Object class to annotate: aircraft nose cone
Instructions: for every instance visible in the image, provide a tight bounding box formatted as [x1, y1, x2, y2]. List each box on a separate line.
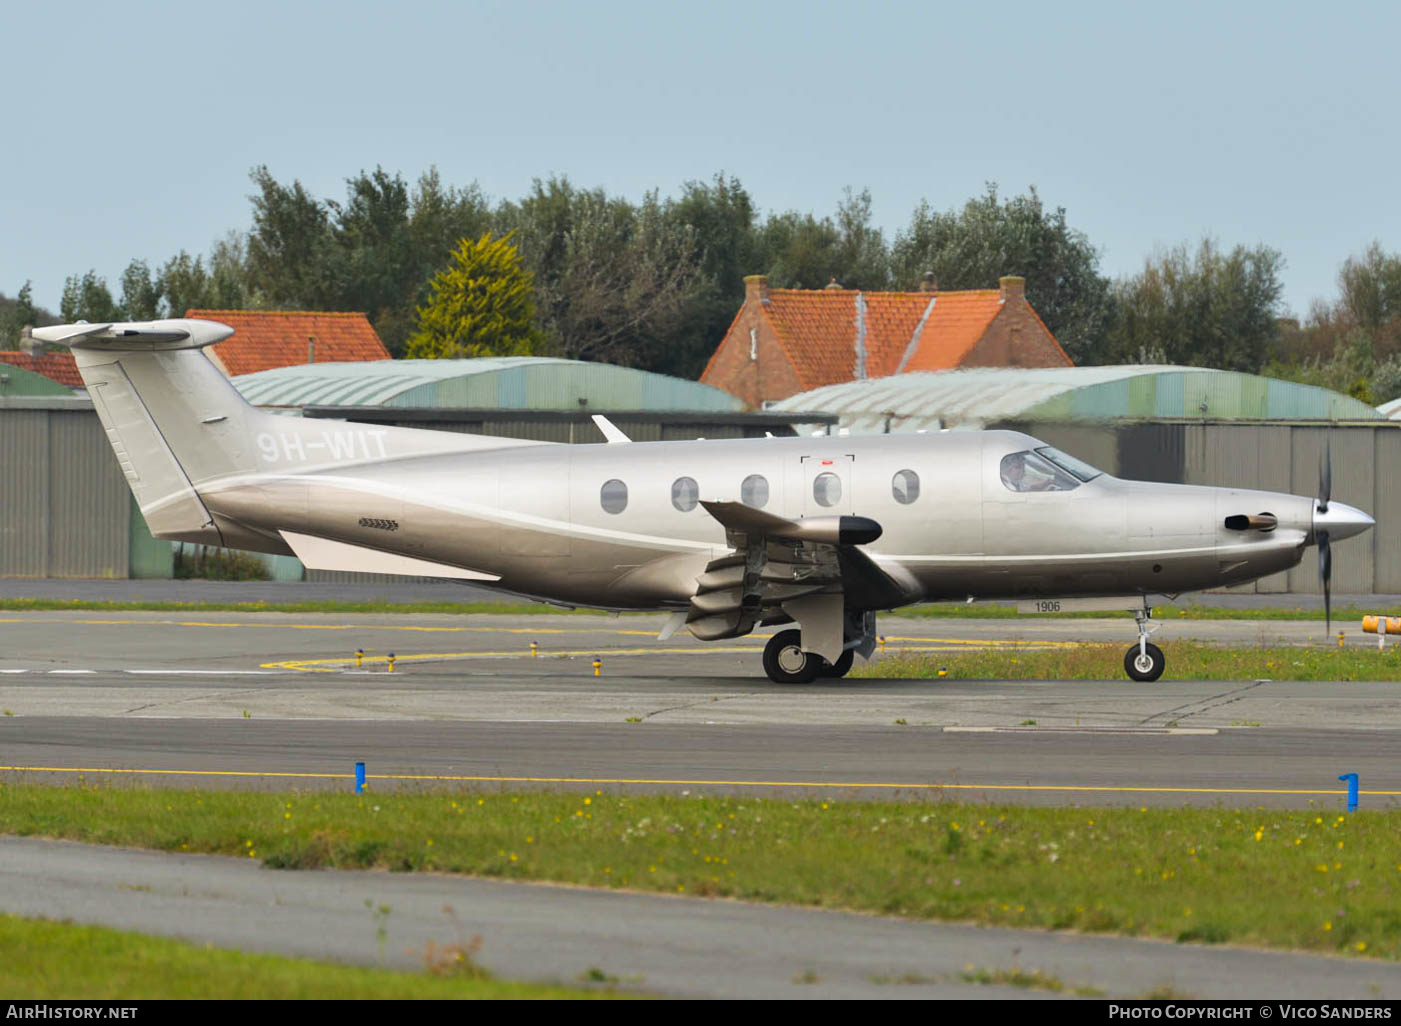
[1315, 501, 1375, 542]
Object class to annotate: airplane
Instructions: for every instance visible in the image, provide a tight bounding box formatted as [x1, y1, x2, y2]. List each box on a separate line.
[32, 318, 1376, 684]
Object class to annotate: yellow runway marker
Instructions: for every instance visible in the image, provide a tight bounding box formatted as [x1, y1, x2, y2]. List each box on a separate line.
[0, 764, 1392, 798]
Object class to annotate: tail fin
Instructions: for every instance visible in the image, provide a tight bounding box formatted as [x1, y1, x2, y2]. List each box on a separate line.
[32, 318, 259, 544]
[33, 318, 547, 547]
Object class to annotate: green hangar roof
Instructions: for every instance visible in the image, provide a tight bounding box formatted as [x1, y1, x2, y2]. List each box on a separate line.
[231, 357, 747, 412]
[771, 366, 1384, 432]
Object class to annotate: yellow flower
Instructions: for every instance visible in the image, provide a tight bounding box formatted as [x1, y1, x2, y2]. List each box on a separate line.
[1357, 942, 1367, 952]
[1323, 922, 1332, 931]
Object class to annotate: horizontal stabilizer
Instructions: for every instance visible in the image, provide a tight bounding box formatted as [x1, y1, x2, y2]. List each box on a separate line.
[32, 318, 233, 351]
[280, 531, 500, 581]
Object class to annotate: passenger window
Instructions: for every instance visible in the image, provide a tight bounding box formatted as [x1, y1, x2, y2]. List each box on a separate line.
[892, 469, 919, 504]
[1000, 451, 1079, 493]
[812, 472, 842, 507]
[600, 479, 628, 514]
[740, 474, 769, 509]
[672, 476, 699, 512]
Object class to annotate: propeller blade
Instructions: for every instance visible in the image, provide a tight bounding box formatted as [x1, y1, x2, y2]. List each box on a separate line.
[1318, 530, 1332, 634]
[1319, 442, 1332, 514]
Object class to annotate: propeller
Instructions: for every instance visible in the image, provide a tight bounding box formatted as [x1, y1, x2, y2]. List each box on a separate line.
[1317, 443, 1332, 634]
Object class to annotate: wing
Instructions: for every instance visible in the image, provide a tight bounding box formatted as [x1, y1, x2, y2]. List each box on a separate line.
[686, 500, 914, 661]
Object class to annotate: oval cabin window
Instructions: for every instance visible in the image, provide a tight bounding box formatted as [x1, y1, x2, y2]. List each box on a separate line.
[740, 474, 769, 509]
[672, 476, 699, 512]
[600, 479, 628, 514]
[812, 472, 842, 508]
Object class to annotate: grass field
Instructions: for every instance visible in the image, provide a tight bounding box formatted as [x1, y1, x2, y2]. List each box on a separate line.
[855, 641, 1401, 681]
[2, 784, 1396, 961]
[0, 914, 616, 999]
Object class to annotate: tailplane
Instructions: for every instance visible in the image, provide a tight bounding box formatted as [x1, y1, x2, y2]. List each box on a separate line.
[32, 318, 547, 546]
[33, 319, 254, 543]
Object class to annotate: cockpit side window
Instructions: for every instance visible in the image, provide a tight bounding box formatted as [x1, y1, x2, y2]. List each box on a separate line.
[1034, 446, 1103, 482]
[1000, 451, 1081, 493]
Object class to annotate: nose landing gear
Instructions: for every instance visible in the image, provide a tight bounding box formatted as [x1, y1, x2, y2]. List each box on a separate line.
[1124, 603, 1165, 681]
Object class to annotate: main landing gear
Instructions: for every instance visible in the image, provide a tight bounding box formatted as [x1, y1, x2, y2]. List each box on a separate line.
[1124, 603, 1165, 682]
[762, 629, 855, 684]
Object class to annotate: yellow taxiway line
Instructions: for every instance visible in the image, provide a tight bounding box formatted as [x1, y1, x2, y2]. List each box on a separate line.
[262, 639, 1073, 671]
[0, 764, 1391, 798]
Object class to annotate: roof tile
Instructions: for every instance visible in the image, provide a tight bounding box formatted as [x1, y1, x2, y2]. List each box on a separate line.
[0, 351, 83, 389]
[185, 310, 391, 377]
[759, 288, 1013, 389]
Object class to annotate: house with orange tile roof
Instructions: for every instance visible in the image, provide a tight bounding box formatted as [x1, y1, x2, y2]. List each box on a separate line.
[184, 310, 392, 377]
[700, 275, 1071, 407]
[0, 349, 84, 390]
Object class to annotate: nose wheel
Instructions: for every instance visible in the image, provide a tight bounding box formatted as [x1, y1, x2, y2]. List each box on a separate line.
[1124, 605, 1165, 681]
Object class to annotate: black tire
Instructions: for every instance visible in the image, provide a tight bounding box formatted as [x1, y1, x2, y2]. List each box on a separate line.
[820, 648, 855, 678]
[1124, 642, 1165, 682]
[763, 629, 820, 684]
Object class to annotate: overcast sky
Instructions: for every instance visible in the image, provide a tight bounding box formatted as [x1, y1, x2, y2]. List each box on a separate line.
[4, 0, 1394, 319]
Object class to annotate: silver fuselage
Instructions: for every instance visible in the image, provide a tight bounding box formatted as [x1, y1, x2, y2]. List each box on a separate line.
[202, 427, 1336, 610]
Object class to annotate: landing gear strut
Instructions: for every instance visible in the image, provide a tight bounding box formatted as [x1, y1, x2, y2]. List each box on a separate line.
[1124, 603, 1165, 682]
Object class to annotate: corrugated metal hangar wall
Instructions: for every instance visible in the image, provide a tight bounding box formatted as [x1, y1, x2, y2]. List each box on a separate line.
[0, 397, 1394, 595]
[0, 399, 171, 579]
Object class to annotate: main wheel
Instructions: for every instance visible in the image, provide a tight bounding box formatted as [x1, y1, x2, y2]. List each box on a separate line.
[1123, 642, 1165, 682]
[820, 648, 855, 678]
[763, 629, 820, 684]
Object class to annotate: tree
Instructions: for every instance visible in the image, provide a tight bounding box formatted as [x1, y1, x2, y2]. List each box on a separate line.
[665, 173, 762, 377]
[1107, 237, 1285, 372]
[246, 165, 335, 310]
[119, 260, 160, 321]
[890, 184, 1113, 363]
[0, 282, 41, 348]
[207, 231, 251, 309]
[405, 232, 542, 359]
[157, 251, 212, 317]
[504, 178, 708, 368]
[756, 188, 890, 291]
[60, 271, 120, 323]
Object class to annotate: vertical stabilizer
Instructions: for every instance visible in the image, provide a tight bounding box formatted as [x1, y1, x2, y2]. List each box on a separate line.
[32, 319, 259, 543]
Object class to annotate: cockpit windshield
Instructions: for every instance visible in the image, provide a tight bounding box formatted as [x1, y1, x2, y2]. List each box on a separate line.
[1000, 450, 1082, 493]
[1035, 446, 1103, 483]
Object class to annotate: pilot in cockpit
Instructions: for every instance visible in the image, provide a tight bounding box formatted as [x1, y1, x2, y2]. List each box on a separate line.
[1001, 450, 1079, 493]
[1002, 452, 1047, 492]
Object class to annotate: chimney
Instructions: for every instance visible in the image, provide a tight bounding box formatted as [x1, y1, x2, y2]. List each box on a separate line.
[18, 327, 39, 356]
[919, 271, 937, 293]
[999, 276, 1026, 303]
[307, 335, 316, 364]
[744, 274, 770, 304]
[823, 276, 843, 290]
